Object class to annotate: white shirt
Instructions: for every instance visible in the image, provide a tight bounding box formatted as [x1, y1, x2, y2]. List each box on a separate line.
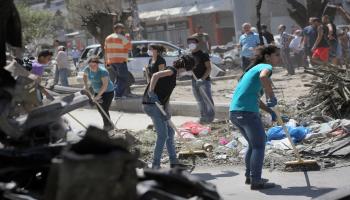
[289, 36, 303, 53]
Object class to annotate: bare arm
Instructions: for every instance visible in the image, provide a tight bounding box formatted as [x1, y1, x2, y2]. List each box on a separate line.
[149, 69, 174, 92]
[96, 76, 109, 98]
[83, 73, 89, 89]
[327, 23, 335, 40]
[259, 69, 274, 98]
[201, 61, 212, 80]
[312, 26, 323, 51]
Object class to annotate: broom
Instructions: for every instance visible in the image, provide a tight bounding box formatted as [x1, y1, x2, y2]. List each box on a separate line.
[155, 102, 207, 171]
[274, 109, 320, 171]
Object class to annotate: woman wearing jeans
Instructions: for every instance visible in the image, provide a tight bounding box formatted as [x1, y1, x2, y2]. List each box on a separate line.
[142, 56, 193, 169]
[229, 45, 280, 190]
[83, 56, 115, 131]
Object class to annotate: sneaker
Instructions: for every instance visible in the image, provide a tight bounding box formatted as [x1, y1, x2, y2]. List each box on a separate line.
[251, 181, 275, 190]
[245, 177, 269, 185]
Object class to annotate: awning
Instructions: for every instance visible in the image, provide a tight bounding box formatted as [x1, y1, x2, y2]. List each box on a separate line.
[139, 0, 232, 21]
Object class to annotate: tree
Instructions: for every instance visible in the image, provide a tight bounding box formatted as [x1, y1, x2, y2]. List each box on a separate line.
[16, 4, 56, 46]
[65, 0, 142, 48]
[286, 0, 329, 27]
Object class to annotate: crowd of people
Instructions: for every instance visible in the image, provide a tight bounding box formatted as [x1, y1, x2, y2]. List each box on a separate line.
[239, 16, 350, 76]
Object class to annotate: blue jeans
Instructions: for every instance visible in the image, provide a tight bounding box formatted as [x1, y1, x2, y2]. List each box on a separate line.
[230, 111, 266, 183]
[111, 62, 128, 97]
[54, 67, 69, 86]
[241, 56, 251, 71]
[143, 104, 177, 168]
[192, 79, 215, 123]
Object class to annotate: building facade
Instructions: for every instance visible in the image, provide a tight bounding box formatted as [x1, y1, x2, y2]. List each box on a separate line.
[138, 0, 235, 47]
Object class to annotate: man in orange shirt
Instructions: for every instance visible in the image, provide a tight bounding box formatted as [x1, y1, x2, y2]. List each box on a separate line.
[104, 23, 132, 99]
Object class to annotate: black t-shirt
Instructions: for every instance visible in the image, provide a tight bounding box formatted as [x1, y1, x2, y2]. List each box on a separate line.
[192, 50, 210, 80]
[262, 31, 274, 44]
[142, 66, 177, 105]
[317, 25, 329, 48]
[147, 55, 166, 79]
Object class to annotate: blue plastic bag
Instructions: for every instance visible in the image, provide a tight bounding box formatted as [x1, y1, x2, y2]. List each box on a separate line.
[267, 126, 309, 143]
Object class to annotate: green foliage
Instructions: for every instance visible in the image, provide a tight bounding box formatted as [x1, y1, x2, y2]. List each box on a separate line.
[16, 4, 55, 45]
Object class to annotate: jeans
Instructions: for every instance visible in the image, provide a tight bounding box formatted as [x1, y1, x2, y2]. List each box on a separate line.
[281, 48, 294, 75]
[73, 58, 79, 67]
[143, 104, 177, 168]
[111, 62, 129, 97]
[95, 91, 114, 128]
[241, 56, 251, 71]
[54, 67, 69, 86]
[230, 111, 266, 183]
[192, 79, 215, 123]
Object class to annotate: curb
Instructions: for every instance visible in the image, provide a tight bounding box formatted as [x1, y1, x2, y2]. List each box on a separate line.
[109, 98, 230, 119]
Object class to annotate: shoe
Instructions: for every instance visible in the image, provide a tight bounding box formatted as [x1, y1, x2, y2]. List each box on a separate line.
[251, 181, 275, 190]
[170, 163, 191, 170]
[114, 96, 127, 100]
[245, 177, 269, 185]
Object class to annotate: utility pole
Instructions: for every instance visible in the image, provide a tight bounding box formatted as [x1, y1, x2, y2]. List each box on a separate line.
[130, 0, 143, 40]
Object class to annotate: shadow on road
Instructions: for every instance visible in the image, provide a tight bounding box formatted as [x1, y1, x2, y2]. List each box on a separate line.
[259, 184, 335, 198]
[193, 170, 239, 181]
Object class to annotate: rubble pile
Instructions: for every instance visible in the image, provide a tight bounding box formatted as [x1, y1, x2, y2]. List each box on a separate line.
[297, 64, 350, 119]
[131, 119, 350, 171]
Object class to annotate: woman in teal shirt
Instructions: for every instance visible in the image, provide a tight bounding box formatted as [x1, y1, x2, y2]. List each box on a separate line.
[83, 56, 115, 131]
[230, 45, 280, 190]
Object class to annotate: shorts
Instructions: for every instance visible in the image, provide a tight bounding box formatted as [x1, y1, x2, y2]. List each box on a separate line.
[312, 47, 329, 62]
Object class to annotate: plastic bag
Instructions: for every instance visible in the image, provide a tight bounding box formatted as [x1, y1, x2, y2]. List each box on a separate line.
[180, 121, 211, 136]
[267, 126, 309, 143]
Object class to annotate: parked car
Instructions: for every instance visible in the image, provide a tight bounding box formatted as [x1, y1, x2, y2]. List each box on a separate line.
[76, 40, 224, 83]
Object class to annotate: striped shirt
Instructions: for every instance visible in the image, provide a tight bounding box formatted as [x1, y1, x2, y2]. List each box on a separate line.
[104, 33, 131, 64]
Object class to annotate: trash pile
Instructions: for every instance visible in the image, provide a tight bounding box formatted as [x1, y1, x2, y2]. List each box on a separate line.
[298, 64, 350, 119]
[131, 118, 350, 171]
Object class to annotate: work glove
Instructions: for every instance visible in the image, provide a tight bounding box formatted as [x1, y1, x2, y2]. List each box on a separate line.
[270, 110, 277, 122]
[266, 96, 277, 107]
[196, 79, 205, 87]
[148, 91, 160, 104]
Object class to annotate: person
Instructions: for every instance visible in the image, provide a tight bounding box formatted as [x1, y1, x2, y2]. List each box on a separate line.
[337, 30, 349, 64]
[251, 27, 268, 46]
[192, 25, 211, 54]
[239, 23, 260, 71]
[261, 24, 275, 44]
[71, 46, 81, 69]
[311, 18, 330, 65]
[230, 45, 280, 190]
[83, 56, 115, 131]
[104, 23, 132, 100]
[278, 24, 294, 75]
[301, 17, 318, 67]
[188, 36, 215, 124]
[322, 15, 338, 65]
[140, 46, 149, 57]
[146, 43, 166, 82]
[142, 55, 193, 169]
[31, 49, 53, 103]
[289, 30, 304, 68]
[55, 46, 69, 86]
[31, 49, 53, 78]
